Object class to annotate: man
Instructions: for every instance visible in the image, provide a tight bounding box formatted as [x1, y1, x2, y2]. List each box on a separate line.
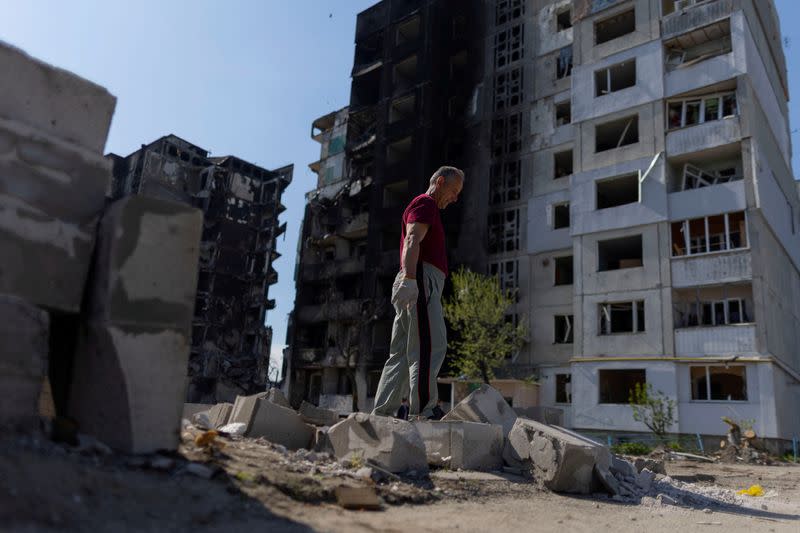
[396, 398, 409, 420]
[372, 166, 464, 419]
[430, 399, 446, 421]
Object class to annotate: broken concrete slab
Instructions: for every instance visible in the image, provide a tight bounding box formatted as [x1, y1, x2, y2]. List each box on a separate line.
[229, 392, 268, 431]
[183, 403, 213, 420]
[246, 398, 314, 450]
[0, 294, 48, 430]
[84, 195, 203, 331]
[328, 413, 428, 474]
[0, 40, 116, 153]
[414, 420, 504, 471]
[611, 454, 638, 479]
[0, 117, 113, 312]
[503, 418, 611, 494]
[441, 384, 518, 438]
[514, 406, 564, 426]
[299, 401, 339, 427]
[266, 388, 292, 409]
[68, 323, 191, 453]
[192, 403, 233, 429]
[634, 457, 666, 475]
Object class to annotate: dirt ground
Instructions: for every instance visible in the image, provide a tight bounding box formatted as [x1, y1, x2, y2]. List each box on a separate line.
[1, 426, 798, 533]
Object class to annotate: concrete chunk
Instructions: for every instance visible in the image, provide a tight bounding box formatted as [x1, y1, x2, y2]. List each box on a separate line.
[183, 403, 213, 420]
[192, 403, 232, 429]
[414, 420, 503, 470]
[441, 384, 518, 438]
[328, 413, 428, 473]
[266, 388, 292, 409]
[0, 40, 116, 152]
[246, 398, 314, 450]
[503, 418, 611, 494]
[299, 401, 339, 427]
[0, 294, 48, 429]
[229, 392, 268, 431]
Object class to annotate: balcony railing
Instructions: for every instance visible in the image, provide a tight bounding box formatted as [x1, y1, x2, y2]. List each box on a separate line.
[662, 0, 733, 40]
[674, 323, 756, 356]
[671, 249, 751, 288]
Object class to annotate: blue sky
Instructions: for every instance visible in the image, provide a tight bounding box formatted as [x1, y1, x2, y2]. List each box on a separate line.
[2, 0, 799, 377]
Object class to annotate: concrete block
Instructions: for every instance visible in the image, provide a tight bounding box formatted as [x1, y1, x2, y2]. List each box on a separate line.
[192, 403, 232, 429]
[246, 398, 314, 450]
[0, 118, 112, 312]
[183, 403, 213, 420]
[414, 420, 503, 470]
[229, 392, 268, 430]
[266, 388, 292, 409]
[86, 195, 203, 331]
[503, 418, 611, 494]
[0, 40, 116, 153]
[0, 294, 48, 429]
[68, 323, 190, 453]
[328, 413, 428, 473]
[299, 401, 339, 427]
[442, 384, 518, 438]
[514, 406, 564, 426]
[611, 454, 638, 479]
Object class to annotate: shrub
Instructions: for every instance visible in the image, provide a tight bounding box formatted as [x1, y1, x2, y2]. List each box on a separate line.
[611, 442, 652, 456]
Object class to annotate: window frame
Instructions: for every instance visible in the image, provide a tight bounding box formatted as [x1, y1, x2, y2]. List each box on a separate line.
[599, 300, 646, 335]
[689, 364, 748, 402]
[671, 211, 749, 258]
[667, 91, 738, 130]
[554, 315, 574, 344]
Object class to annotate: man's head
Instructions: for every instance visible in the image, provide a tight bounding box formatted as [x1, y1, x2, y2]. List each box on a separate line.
[427, 166, 464, 209]
[401, 397, 408, 404]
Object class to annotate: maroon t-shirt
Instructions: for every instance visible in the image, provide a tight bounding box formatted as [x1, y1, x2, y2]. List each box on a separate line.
[400, 194, 448, 276]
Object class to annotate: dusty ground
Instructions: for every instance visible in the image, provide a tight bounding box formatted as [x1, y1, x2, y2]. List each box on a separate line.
[1, 426, 798, 533]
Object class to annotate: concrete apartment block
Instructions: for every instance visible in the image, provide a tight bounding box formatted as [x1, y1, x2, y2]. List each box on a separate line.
[0, 294, 48, 429]
[68, 195, 203, 453]
[0, 41, 116, 153]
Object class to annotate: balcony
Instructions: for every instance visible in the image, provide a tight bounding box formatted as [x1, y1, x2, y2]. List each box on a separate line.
[297, 299, 364, 323]
[671, 250, 751, 288]
[661, 0, 733, 40]
[339, 212, 369, 240]
[666, 117, 741, 157]
[301, 257, 366, 282]
[674, 324, 756, 356]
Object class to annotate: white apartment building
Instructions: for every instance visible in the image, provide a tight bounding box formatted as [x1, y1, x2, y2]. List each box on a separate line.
[469, 0, 800, 440]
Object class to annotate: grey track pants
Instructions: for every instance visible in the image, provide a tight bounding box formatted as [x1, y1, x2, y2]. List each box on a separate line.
[372, 262, 447, 418]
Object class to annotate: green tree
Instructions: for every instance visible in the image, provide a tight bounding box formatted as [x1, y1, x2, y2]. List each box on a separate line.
[443, 268, 527, 384]
[628, 383, 676, 444]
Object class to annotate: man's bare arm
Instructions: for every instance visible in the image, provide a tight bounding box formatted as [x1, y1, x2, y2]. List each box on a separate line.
[401, 222, 429, 279]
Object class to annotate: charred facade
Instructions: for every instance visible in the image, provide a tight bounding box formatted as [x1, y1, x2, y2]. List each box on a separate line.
[285, 0, 486, 413]
[108, 134, 292, 403]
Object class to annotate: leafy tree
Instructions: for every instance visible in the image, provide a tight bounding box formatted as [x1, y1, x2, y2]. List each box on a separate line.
[443, 268, 527, 384]
[628, 383, 676, 443]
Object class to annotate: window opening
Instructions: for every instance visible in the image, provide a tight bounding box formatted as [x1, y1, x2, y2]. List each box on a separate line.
[554, 316, 574, 344]
[596, 173, 639, 209]
[595, 9, 635, 45]
[599, 301, 645, 334]
[595, 60, 636, 96]
[555, 100, 572, 126]
[553, 203, 570, 229]
[556, 8, 572, 31]
[598, 235, 643, 271]
[554, 256, 574, 286]
[490, 160, 522, 204]
[599, 369, 646, 403]
[556, 46, 573, 79]
[671, 211, 747, 256]
[665, 19, 732, 70]
[554, 150, 573, 178]
[488, 209, 520, 253]
[596, 115, 639, 152]
[495, 24, 524, 69]
[667, 91, 737, 129]
[690, 365, 747, 401]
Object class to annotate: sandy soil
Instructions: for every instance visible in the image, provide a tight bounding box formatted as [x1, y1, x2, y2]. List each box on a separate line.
[1, 427, 798, 533]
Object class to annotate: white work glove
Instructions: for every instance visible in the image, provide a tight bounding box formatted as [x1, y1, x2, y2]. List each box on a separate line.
[391, 277, 419, 310]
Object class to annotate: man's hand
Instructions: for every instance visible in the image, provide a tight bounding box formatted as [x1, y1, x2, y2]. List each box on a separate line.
[391, 277, 419, 310]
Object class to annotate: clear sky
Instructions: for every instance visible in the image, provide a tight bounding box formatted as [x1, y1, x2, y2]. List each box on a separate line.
[2, 0, 799, 379]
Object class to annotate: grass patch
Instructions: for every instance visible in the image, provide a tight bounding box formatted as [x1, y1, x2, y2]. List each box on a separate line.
[611, 442, 652, 456]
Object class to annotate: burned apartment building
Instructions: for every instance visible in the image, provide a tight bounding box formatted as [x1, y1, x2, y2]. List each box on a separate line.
[285, 0, 486, 413]
[108, 135, 292, 403]
[289, 0, 800, 443]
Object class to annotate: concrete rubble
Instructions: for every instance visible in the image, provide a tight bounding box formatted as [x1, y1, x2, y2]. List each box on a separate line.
[192, 403, 233, 430]
[247, 399, 314, 450]
[442, 384, 519, 438]
[414, 420, 504, 470]
[327, 413, 428, 474]
[299, 401, 339, 427]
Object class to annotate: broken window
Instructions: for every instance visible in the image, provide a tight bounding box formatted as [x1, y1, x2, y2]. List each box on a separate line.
[667, 91, 737, 129]
[556, 8, 572, 32]
[599, 369, 646, 404]
[554, 256, 573, 286]
[556, 46, 573, 80]
[671, 211, 748, 256]
[664, 19, 732, 71]
[382, 180, 408, 208]
[552, 203, 570, 229]
[595, 9, 635, 45]
[495, 24, 524, 69]
[489, 259, 519, 294]
[323, 247, 336, 261]
[679, 163, 742, 190]
[488, 209, 520, 254]
[490, 160, 522, 205]
[494, 67, 523, 111]
[595, 115, 638, 152]
[554, 149, 573, 179]
[496, 0, 524, 25]
[395, 15, 420, 46]
[554, 315, 574, 344]
[595, 60, 636, 96]
[675, 292, 752, 328]
[555, 100, 571, 126]
[599, 301, 645, 335]
[393, 55, 418, 91]
[389, 94, 415, 124]
[555, 373, 572, 403]
[598, 235, 643, 271]
[596, 173, 639, 209]
[691, 365, 747, 401]
[386, 136, 412, 165]
[491, 113, 522, 158]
